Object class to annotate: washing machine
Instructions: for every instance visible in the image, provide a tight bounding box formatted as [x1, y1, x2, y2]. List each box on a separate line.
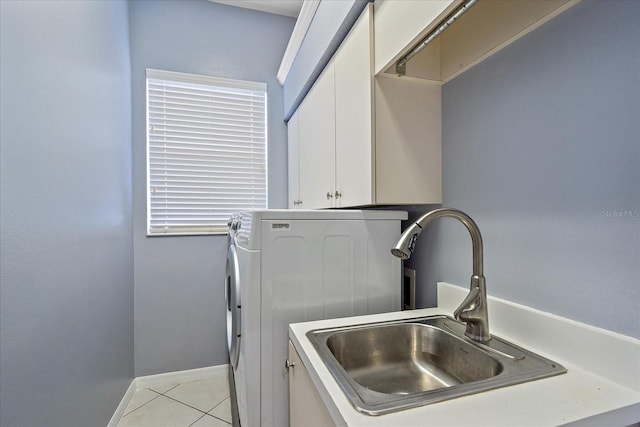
[225, 209, 407, 426]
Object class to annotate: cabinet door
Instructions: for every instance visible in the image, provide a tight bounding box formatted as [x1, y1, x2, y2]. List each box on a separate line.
[334, 4, 374, 207]
[288, 341, 335, 427]
[299, 64, 336, 209]
[287, 109, 301, 208]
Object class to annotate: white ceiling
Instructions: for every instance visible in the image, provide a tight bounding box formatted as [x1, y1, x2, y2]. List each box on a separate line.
[208, 0, 303, 18]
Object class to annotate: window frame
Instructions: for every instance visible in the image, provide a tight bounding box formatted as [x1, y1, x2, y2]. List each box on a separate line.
[145, 68, 268, 236]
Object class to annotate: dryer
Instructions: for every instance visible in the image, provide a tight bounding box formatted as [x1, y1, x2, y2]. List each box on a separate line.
[225, 209, 407, 426]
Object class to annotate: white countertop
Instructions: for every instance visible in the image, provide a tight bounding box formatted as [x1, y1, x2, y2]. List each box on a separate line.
[289, 283, 640, 426]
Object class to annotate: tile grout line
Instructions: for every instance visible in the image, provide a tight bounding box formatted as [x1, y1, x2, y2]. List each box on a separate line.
[151, 383, 181, 395]
[207, 397, 233, 425]
[207, 395, 230, 412]
[121, 382, 231, 426]
[208, 413, 232, 425]
[159, 392, 230, 418]
[155, 381, 231, 420]
[187, 413, 208, 427]
[187, 412, 232, 427]
[120, 390, 163, 419]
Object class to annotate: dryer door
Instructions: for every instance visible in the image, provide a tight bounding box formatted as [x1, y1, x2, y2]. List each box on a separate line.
[225, 244, 241, 370]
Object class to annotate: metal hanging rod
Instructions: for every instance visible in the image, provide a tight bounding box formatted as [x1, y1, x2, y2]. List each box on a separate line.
[396, 0, 478, 77]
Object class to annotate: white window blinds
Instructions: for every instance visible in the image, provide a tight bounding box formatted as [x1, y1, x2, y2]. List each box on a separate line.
[146, 69, 267, 235]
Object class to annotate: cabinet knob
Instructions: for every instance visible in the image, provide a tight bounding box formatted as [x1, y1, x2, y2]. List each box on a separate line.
[326, 192, 333, 200]
[293, 200, 302, 206]
[335, 190, 342, 199]
[285, 359, 295, 371]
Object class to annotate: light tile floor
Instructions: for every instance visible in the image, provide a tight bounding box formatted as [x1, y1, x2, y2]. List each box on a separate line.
[117, 376, 232, 427]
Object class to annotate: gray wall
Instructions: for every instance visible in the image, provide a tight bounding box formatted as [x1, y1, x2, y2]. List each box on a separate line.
[0, 1, 134, 426]
[408, 0, 640, 338]
[283, 0, 368, 120]
[130, 0, 294, 376]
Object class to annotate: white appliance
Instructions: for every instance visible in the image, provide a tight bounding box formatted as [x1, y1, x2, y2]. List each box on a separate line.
[225, 209, 407, 426]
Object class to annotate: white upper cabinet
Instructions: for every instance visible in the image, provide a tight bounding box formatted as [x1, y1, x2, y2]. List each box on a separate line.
[288, 4, 443, 209]
[287, 109, 301, 208]
[333, 3, 374, 208]
[298, 63, 336, 209]
[291, 5, 375, 210]
[286, 0, 578, 209]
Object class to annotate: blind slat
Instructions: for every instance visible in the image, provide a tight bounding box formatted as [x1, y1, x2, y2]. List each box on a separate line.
[147, 100, 265, 117]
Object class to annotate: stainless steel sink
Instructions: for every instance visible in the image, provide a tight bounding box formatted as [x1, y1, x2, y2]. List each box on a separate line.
[307, 315, 566, 415]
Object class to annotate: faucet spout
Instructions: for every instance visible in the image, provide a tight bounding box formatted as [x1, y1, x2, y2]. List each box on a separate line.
[390, 208, 491, 342]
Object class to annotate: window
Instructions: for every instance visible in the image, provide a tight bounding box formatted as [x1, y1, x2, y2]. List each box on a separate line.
[146, 69, 267, 235]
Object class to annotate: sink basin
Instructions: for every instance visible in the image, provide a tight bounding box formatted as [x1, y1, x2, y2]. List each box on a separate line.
[307, 315, 566, 415]
[326, 323, 502, 394]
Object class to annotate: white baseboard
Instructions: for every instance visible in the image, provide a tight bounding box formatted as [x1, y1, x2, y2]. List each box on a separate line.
[108, 364, 229, 427]
[107, 379, 136, 427]
[135, 364, 228, 390]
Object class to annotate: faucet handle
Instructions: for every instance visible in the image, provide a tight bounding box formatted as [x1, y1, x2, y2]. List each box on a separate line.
[453, 285, 481, 319]
[454, 275, 491, 342]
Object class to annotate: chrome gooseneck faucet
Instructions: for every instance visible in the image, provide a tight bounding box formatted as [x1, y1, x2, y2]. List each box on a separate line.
[391, 208, 491, 342]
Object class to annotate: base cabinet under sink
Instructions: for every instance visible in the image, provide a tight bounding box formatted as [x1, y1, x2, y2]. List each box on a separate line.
[288, 341, 334, 427]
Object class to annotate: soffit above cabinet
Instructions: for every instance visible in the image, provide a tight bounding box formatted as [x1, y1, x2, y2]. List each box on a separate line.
[281, 0, 370, 121]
